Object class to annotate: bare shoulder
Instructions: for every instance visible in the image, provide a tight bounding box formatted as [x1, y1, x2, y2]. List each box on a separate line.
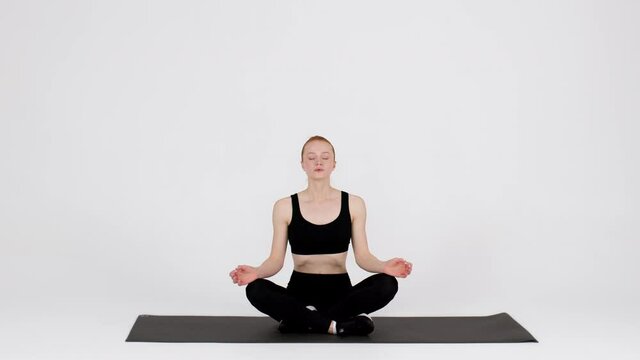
[273, 195, 293, 224]
[273, 195, 292, 208]
[347, 192, 366, 220]
[347, 192, 365, 205]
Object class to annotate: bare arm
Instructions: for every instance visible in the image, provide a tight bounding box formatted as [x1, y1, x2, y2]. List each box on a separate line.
[351, 194, 412, 277]
[351, 194, 386, 273]
[256, 198, 289, 278]
[230, 198, 289, 285]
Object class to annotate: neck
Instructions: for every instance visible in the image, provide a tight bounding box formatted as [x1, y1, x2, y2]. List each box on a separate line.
[303, 180, 335, 201]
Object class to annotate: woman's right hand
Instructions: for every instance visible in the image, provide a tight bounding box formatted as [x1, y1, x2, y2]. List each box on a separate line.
[229, 265, 259, 286]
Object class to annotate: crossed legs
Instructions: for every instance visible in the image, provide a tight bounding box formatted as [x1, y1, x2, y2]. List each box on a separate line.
[245, 272, 398, 334]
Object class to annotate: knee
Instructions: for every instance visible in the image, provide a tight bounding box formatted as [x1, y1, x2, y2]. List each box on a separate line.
[245, 279, 268, 304]
[374, 273, 399, 300]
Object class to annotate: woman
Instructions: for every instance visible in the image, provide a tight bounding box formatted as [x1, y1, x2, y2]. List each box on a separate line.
[229, 135, 412, 336]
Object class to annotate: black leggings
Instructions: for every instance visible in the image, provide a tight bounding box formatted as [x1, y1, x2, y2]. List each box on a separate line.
[245, 270, 398, 333]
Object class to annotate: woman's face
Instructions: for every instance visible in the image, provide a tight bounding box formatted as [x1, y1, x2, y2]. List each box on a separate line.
[301, 140, 335, 178]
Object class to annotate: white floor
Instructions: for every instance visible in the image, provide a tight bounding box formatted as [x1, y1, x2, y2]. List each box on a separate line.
[2, 300, 638, 360]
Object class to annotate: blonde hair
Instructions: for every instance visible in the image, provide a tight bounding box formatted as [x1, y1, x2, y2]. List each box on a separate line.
[300, 135, 336, 161]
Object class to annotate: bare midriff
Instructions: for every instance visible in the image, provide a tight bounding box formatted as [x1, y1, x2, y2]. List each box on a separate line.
[292, 251, 348, 274]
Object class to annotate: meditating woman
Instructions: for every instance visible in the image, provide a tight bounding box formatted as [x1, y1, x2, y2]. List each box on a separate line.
[229, 135, 412, 336]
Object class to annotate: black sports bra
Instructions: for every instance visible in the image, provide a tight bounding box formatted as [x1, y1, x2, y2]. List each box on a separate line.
[287, 191, 352, 255]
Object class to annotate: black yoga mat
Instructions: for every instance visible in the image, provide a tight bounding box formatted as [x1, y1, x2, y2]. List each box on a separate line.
[126, 312, 537, 343]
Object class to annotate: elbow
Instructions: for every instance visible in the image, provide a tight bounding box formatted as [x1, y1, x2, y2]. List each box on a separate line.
[354, 252, 370, 269]
[354, 253, 362, 267]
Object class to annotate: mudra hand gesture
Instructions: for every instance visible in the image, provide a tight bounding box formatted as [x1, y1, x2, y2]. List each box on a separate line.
[383, 258, 412, 278]
[229, 265, 258, 286]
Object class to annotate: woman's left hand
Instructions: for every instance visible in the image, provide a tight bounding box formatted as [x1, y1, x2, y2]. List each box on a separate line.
[383, 257, 412, 278]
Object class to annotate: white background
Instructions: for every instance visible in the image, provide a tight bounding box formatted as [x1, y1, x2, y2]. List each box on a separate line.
[1, 1, 638, 359]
